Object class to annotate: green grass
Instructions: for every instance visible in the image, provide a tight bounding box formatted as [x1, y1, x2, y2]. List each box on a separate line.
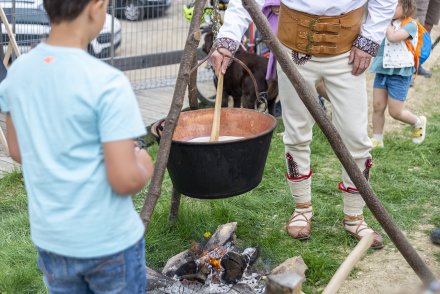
[0, 172, 46, 293]
[1, 72, 440, 293]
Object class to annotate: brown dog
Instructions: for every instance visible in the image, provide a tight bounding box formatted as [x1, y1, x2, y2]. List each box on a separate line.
[203, 32, 278, 115]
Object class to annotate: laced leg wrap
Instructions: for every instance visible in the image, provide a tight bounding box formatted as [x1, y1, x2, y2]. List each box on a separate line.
[287, 174, 312, 204]
[339, 183, 366, 217]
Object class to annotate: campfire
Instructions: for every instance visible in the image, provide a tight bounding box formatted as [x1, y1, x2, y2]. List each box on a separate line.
[146, 222, 307, 294]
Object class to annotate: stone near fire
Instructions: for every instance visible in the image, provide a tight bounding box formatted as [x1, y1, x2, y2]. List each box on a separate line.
[270, 256, 308, 277]
[266, 272, 304, 294]
[205, 222, 238, 251]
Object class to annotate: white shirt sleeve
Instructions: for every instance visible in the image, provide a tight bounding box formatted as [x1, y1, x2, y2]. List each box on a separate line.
[217, 0, 265, 43]
[362, 0, 397, 44]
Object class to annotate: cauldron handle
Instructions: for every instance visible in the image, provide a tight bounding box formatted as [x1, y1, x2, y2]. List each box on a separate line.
[191, 48, 264, 112]
[155, 119, 165, 140]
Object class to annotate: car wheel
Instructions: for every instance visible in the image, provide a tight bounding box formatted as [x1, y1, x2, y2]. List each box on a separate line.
[124, 0, 145, 21]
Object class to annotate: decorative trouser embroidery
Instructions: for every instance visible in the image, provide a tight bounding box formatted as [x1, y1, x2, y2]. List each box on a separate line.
[363, 157, 373, 181]
[286, 152, 299, 179]
[341, 157, 373, 192]
[291, 51, 312, 65]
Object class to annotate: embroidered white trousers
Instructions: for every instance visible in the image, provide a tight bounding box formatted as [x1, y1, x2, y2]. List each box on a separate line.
[278, 49, 372, 216]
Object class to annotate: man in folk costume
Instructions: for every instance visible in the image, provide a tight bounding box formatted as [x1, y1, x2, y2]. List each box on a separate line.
[211, 0, 398, 249]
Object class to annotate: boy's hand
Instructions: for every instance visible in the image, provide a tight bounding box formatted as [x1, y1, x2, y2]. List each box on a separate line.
[104, 140, 154, 195]
[134, 147, 154, 182]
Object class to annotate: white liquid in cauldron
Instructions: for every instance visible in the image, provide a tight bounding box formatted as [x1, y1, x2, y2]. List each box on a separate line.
[187, 136, 244, 142]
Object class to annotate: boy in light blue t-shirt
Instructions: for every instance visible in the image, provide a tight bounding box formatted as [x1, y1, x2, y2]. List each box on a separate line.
[0, 0, 154, 292]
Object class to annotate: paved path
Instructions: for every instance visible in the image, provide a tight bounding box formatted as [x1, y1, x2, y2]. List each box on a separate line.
[0, 86, 185, 178]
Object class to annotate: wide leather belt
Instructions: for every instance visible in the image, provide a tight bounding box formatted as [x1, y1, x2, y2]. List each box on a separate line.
[277, 4, 365, 56]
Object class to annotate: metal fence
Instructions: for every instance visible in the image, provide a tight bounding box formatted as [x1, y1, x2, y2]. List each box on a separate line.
[0, 0, 201, 90]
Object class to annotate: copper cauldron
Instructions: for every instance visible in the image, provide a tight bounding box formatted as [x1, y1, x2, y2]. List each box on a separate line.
[151, 108, 277, 199]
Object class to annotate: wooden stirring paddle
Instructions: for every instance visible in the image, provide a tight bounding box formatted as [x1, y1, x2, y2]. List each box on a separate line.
[209, 69, 224, 142]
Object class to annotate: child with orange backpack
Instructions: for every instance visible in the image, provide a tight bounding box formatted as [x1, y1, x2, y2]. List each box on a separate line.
[370, 0, 428, 148]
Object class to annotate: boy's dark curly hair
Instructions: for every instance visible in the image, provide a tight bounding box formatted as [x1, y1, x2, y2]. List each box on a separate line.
[43, 0, 93, 24]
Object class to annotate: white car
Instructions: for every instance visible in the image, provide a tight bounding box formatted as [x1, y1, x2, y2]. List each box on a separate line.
[0, 0, 122, 57]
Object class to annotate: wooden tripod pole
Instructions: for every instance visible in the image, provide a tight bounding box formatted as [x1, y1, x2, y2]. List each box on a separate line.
[241, 0, 438, 286]
[140, 0, 207, 228]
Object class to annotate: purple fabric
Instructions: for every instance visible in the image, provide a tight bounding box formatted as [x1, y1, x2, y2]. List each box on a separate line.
[262, 0, 280, 80]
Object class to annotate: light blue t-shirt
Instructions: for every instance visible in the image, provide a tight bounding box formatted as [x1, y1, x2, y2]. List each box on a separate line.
[0, 43, 146, 258]
[370, 22, 418, 76]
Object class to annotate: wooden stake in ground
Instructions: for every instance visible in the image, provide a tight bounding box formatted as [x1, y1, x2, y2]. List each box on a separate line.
[140, 0, 207, 228]
[241, 0, 438, 286]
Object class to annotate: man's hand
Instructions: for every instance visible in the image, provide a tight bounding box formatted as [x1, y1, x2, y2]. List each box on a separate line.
[210, 47, 232, 75]
[348, 46, 372, 76]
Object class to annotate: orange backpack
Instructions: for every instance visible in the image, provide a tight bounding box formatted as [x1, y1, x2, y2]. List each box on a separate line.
[401, 17, 432, 73]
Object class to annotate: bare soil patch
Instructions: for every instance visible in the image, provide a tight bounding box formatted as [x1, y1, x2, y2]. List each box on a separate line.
[339, 227, 440, 294]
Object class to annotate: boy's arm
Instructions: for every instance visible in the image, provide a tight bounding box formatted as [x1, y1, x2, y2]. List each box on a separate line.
[386, 22, 410, 43]
[5, 114, 21, 163]
[103, 139, 154, 196]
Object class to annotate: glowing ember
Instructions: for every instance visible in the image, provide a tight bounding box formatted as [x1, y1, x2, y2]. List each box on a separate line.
[209, 257, 221, 271]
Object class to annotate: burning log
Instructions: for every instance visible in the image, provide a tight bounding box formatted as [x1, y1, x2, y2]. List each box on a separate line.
[175, 245, 229, 283]
[146, 267, 175, 291]
[205, 222, 238, 251]
[221, 248, 259, 284]
[162, 249, 197, 278]
[163, 222, 238, 279]
[158, 223, 265, 293]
